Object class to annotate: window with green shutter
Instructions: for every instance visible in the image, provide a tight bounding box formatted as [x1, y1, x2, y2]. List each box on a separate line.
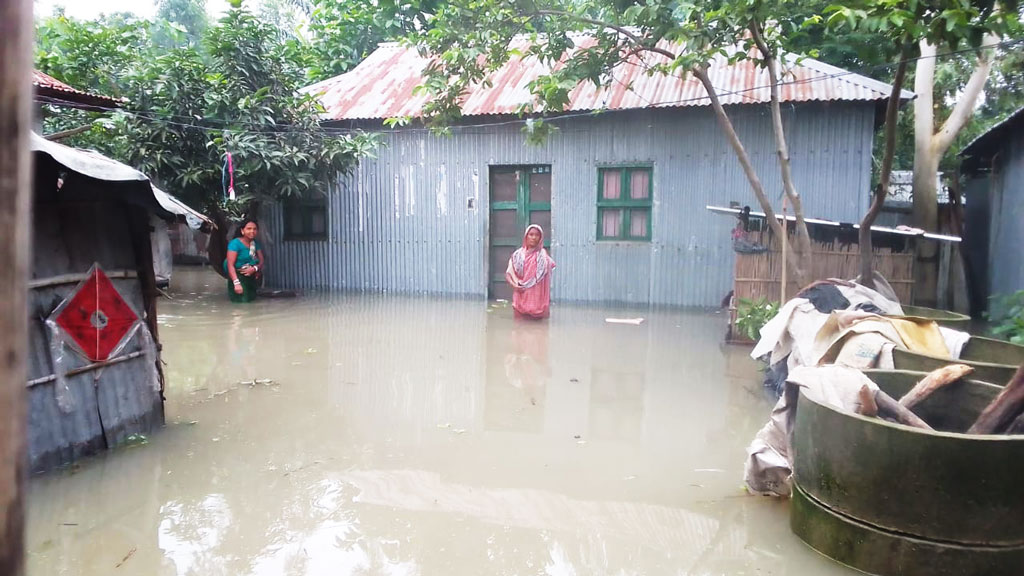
[597, 166, 652, 241]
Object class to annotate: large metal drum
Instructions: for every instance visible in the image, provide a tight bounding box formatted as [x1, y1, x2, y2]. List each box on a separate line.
[790, 369, 1024, 575]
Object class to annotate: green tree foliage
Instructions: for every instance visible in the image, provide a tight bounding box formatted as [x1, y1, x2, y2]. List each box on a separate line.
[304, 0, 445, 81]
[154, 0, 209, 48]
[34, 12, 155, 151]
[990, 291, 1024, 344]
[826, 0, 1019, 302]
[111, 6, 378, 214]
[824, 0, 1021, 171]
[34, 5, 378, 220]
[35, 11, 151, 98]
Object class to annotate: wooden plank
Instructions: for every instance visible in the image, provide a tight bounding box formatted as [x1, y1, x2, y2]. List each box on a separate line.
[0, 0, 31, 572]
[29, 269, 138, 289]
[969, 365, 1024, 434]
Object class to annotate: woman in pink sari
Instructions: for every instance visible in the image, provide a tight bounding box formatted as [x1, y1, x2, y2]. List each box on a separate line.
[505, 224, 556, 319]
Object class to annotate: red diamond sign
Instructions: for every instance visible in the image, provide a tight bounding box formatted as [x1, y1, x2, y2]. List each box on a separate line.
[55, 266, 139, 362]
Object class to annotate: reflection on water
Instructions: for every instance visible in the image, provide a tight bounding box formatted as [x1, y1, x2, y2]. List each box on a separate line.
[25, 267, 854, 575]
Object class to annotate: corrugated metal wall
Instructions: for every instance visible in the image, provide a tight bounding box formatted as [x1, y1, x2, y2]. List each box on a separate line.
[168, 221, 210, 264]
[28, 199, 163, 473]
[988, 127, 1024, 305]
[265, 102, 874, 306]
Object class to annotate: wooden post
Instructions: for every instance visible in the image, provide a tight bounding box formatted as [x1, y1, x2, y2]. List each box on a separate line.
[781, 196, 788, 301]
[0, 0, 32, 573]
[128, 208, 166, 399]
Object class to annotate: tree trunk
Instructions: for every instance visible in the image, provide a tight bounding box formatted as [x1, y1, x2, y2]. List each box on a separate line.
[912, 37, 996, 307]
[912, 151, 941, 305]
[691, 66, 809, 287]
[0, 0, 32, 573]
[207, 206, 231, 280]
[860, 50, 909, 289]
[912, 40, 939, 306]
[750, 23, 812, 288]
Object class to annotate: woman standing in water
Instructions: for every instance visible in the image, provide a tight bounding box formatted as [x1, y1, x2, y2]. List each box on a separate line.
[506, 224, 556, 319]
[224, 218, 265, 303]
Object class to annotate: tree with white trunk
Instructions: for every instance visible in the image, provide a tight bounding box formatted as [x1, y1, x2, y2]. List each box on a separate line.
[830, 0, 1018, 299]
[912, 35, 999, 305]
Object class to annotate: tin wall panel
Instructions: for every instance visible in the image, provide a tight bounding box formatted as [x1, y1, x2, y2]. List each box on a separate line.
[988, 128, 1024, 303]
[28, 203, 163, 473]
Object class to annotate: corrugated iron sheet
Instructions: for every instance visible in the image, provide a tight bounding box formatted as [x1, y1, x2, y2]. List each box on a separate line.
[33, 69, 122, 108]
[169, 221, 210, 263]
[265, 103, 874, 306]
[987, 126, 1024, 303]
[307, 38, 904, 121]
[28, 200, 163, 473]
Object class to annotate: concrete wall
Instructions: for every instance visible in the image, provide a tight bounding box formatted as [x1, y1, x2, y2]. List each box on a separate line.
[265, 102, 875, 307]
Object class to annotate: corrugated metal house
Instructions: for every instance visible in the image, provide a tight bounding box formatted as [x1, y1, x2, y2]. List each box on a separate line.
[266, 39, 904, 306]
[961, 106, 1024, 313]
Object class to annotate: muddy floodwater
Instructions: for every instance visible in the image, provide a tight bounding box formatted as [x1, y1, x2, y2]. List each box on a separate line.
[26, 267, 854, 575]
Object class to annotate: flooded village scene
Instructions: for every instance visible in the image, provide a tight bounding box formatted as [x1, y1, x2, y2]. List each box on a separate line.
[3, 0, 1024, 575]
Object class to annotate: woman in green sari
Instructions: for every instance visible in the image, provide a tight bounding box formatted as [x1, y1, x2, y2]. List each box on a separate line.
[224, 219, 265, 303]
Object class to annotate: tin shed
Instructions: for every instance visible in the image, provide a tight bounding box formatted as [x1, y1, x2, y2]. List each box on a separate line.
[27, 135, 186, 472]
[960, 106, 1024, 314]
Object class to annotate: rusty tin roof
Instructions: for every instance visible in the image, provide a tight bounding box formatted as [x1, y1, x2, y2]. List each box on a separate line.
[33, 70, 123, 109]
[306, 38, 909, 121]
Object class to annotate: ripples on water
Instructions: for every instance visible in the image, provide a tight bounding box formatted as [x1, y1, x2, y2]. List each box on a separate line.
[25, 267, 854, 575]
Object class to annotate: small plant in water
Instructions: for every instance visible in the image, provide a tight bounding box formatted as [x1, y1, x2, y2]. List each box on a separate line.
[125, 434, 149, 447]
[735, 298, 780, 342]
[989, 291, 1024, 345]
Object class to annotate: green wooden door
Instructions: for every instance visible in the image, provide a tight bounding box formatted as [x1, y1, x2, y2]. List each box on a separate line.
[489, 166, 552, 300]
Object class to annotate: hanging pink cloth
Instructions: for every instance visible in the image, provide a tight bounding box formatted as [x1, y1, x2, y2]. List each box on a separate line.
[506, 224, 555, 319]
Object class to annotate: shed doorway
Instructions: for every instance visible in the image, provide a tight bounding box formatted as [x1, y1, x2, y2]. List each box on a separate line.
[488, 166, 552, 300]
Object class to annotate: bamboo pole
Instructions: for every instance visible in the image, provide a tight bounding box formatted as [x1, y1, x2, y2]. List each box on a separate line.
[25, 351, 149, 388]
[781, 196, 788, 301]
[0, 0, 31, 572]
[28, 269, 137, 289]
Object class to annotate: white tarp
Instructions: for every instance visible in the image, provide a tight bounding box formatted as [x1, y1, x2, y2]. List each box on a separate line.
[152, 185, 213, 229]
[32, 132, 211, 227]
[151, 215, 173, 284]
[31, 132, 149, 183]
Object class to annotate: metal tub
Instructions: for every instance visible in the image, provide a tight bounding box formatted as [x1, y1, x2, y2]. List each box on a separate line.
[885, 304, 971, 328]
[791, 369, 1024, 575]
[891, 335, 1024, 386]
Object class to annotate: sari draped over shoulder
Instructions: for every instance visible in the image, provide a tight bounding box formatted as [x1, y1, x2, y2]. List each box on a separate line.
[224, 237, 261, 303]
[508, 225, 555, 318]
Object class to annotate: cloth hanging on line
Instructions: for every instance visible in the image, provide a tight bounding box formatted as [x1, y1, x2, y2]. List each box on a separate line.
[222, 152, 235, 201]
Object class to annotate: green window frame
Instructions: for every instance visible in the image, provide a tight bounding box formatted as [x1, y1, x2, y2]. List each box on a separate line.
[597, 166, 653, 241]
[283, 198, 328, 241]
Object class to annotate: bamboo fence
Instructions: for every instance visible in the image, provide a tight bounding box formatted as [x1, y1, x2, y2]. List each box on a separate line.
[729, 227, 915, 343]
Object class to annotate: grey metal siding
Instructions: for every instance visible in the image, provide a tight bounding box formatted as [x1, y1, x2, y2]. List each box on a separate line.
[266, 102, 874, 306]
[28, 201, 163, 473]
[989, 128, 1024, 304]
